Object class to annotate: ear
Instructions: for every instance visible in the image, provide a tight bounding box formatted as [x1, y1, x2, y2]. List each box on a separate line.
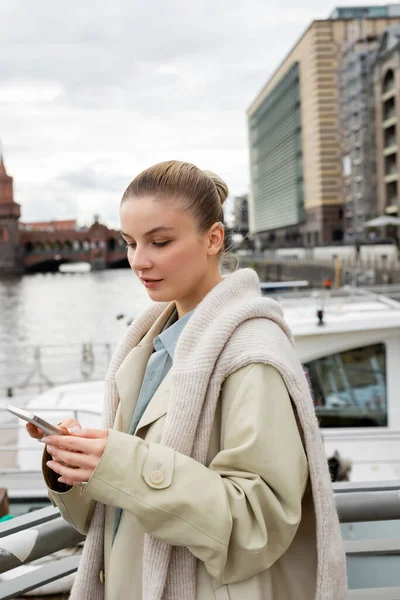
[207, 222, 225, 256]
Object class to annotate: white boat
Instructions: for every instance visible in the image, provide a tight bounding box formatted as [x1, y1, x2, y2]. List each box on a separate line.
[278, 286, 400, 482]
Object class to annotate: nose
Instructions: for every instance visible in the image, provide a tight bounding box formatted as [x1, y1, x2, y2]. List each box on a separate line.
[129, 245, 152, 272]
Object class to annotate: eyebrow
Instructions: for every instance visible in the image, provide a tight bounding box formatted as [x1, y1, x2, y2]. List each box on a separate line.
[120, 226, 175, 238]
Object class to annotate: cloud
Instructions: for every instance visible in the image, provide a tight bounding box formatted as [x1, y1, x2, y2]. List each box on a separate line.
[56, 165, 130, 193]
[0, 0, 383, 224]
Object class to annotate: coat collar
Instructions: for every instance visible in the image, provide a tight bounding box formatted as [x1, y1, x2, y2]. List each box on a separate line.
[155, 308, 194, 359]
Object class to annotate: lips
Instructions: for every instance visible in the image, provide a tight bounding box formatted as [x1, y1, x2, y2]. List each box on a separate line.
[140, 277, 162, 283]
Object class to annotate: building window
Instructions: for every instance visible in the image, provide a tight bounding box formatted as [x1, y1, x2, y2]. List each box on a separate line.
[382, 69, 395, 95]
[386, 180, 398, 207]
[384, 125, 396, 149]
[383, 96, 396, 122]
[385, 153, 397, 176]
[305, 343, 387, 428]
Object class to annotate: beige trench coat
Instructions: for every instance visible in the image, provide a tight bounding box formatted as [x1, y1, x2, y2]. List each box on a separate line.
[43, 310, 317, 600]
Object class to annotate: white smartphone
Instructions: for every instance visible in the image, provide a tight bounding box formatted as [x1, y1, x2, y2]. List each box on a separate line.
[7, 405, 67, 436]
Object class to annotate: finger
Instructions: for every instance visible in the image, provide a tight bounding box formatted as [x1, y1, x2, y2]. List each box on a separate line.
[26, 423, 44, 439]
[59, 418, 82, 431]
[41, 434, 86, 450]
[42, 434, 102, 456]
[46, 445, 97, 470]
[69, 428, 109, 439]
[47, 460, 91, 486]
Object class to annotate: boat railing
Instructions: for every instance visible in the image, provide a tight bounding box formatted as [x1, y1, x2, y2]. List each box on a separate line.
[0, 342, 114, 397]
[1, 482, 400, 598]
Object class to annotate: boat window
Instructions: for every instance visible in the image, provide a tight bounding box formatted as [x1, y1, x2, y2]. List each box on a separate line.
[305, 343, 387, 428]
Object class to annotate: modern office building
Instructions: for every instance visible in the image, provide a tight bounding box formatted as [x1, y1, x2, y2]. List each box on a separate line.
[374, 25, 400, 219]
[247, 6, 400, 248]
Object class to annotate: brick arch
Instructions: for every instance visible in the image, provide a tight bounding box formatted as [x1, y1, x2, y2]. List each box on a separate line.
[34, 241, 44, 252]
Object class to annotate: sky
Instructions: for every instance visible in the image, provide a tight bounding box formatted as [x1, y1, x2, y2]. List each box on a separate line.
[0, 0, 388, 228]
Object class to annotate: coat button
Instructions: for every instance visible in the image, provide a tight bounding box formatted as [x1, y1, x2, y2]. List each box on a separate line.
[149, 470, 164, 485]
[99, 569, 105, 584]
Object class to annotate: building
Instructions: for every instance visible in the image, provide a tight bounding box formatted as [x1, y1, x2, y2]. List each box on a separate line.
[338, 34, 379, 243]
[374, 25, 400, 220]
[233, 194, 249, 232]
[247, 5, 400, 249]
[0, 156, 23, 274]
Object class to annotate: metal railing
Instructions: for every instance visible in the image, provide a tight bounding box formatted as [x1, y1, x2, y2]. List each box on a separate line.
[0, 342, 113, 395]
[1, 483, 400, 598]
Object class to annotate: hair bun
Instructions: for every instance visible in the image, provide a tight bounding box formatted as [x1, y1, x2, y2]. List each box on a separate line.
[203, 170, 229, 205]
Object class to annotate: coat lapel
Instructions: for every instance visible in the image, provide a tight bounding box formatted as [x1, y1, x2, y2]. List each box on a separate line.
[114, 302, 175, 432]
[134, 370, 171, 435]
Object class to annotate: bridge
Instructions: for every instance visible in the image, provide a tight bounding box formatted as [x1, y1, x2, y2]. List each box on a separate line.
[20, 220, 128, 272]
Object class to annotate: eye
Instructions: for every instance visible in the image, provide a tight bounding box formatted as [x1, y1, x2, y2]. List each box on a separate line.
[153, 241, 171, 248]
[126, 242, 136, 250]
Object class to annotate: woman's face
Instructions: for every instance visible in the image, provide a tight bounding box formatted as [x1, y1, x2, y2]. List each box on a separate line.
[120, 196, 222, 310]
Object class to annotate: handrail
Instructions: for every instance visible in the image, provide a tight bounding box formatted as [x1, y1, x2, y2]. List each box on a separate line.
[0, 506, 58, 539]
[0, 555, 80, 600]
[334, 481, 400, 523]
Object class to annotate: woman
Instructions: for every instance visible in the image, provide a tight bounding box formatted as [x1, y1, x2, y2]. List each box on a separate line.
[27, 161, 346, 600]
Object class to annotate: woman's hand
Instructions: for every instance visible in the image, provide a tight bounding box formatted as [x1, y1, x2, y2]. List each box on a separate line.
[26, 417, 82, 441]
[43, 428, 109, 486]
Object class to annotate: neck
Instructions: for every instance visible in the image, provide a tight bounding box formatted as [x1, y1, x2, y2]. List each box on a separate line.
[175, 269, 223, 318]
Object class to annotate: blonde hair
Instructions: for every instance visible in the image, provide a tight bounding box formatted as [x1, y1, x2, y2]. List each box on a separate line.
[121, 160, 228, 233]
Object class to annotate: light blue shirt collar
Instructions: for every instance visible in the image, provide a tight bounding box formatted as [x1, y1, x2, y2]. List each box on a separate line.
[153, 308, 194, 359]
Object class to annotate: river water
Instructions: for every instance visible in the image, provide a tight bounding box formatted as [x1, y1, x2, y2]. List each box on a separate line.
[0, 268, 153, 392]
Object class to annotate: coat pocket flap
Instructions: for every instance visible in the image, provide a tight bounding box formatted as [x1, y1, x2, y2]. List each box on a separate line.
[142, 444, 174, 489]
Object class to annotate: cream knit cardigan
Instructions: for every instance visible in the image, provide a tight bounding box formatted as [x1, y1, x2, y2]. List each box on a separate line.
[70, 268, 347, 600]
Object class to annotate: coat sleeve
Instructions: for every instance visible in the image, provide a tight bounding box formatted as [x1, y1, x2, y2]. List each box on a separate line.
[42, 447, 95, 535]
[82, 363, 309, 584]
